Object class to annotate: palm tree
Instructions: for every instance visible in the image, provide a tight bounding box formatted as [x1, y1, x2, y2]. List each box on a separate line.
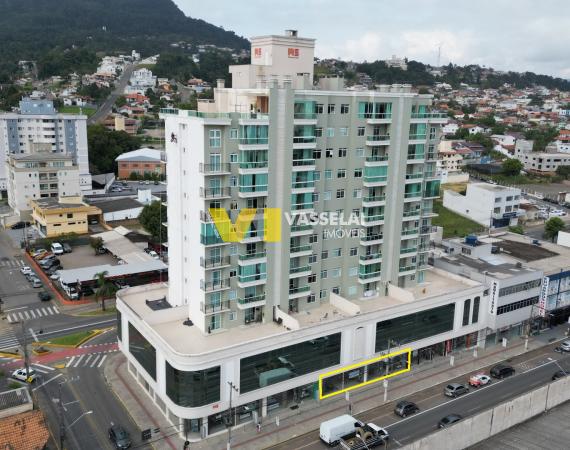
[94, 271, 117, 311]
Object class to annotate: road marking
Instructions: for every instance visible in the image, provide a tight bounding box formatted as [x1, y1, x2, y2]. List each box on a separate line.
[29, 328, 38, 342]
[7, 315, 14, 323]
[4, 306, 28, 312]
[35, 309, 43, 317]
[66, 356, 76, 368]
[23, 311, 30, 320]
[84, 354, 93, 366]
[32, 372, 62, 392]
[34, 363, 55, 371]
[90, 355, 101, 367]
[41, 307, 49, 315]
[72, 354, 85, 368]
[98, 355, 108, 367]
[32, 366, 50, 374]
[38, 319, 116, 337]
[53, 306, 59, 313]
[29, 310, 36, 319]
[17, 312, 24, 321]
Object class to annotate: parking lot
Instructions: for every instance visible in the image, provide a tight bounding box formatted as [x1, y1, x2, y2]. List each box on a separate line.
[58, 245, 117, 269]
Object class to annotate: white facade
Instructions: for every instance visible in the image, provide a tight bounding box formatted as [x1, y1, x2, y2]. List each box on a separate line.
[0, 98, 91, 197]
[515, 139, 570, 173]
[128, 68, 156, 92]
[7, 153, 81, 216]
[442, 122, 459, 135]
[443, 183, 522, 228]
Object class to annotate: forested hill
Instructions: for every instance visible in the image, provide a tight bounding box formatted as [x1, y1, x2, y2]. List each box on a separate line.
[0, 0, 249, 78]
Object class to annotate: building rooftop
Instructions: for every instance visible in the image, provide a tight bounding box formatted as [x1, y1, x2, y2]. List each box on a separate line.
[0, 410, 49, 450]
[90, 198, 143, 214]
[472, 183, 518, 193]
[438, 252, 538, 279]
[10, 153, 73, 162]
[118, 269, 482, 357]
[115, 148, 165, 162]
[58, 260, 167, 285]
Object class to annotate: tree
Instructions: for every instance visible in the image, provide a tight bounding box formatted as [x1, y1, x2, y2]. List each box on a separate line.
[87, 124, 142, 174]
[115, 96, 127, 107]
[89, 236, 104, 255]
[128, 171, 140, 181]
[94, 271, 117, 311]
[502, 158, 523, 176]
[139, 201, 167, 242]
[508, 225, 524, 235]
[556, 165, 570, 180]
[544, 217, 566, 242]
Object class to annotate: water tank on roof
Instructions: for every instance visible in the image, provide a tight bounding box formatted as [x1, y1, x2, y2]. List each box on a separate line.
[465, 235, 478, 246]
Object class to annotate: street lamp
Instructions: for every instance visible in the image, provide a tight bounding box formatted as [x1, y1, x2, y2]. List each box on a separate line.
[66, 410, 93, 430]
[226, 381, 239, 450]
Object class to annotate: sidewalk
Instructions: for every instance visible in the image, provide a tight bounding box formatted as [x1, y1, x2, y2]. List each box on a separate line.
[105, 325, 569, 450]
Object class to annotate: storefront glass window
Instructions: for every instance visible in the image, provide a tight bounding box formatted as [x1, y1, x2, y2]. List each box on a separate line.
[128, 323, 156, 380]
[165, 363, 220, 407]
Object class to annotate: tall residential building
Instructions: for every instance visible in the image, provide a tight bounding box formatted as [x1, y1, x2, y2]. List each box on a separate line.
[0, 97, 92, 199]
[117, 31, 487, 440]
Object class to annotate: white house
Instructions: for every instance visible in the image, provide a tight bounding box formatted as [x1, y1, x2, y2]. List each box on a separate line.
[443, 122, 459, 135]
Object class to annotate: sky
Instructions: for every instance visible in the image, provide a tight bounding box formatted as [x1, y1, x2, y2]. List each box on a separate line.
[174, 0, 570, 79]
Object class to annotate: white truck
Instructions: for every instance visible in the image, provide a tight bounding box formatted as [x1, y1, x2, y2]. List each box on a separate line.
[339, 423, 389, 449]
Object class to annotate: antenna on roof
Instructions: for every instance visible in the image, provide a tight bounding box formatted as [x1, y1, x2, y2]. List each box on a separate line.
[437, 43, 442, 67]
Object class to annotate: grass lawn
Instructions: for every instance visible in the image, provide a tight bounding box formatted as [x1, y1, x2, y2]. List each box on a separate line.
[58, 106, 96, 117]
[432, 200, 486, 238]
[41, 330, 95, 347]
[77, 306, 116, 316]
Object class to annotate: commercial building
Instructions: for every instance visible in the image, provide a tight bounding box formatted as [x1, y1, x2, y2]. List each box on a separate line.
[116, 148, 166, 179]
[31, 196, 101, 237]
[115, 30, 489, 440]
[443, 183, 522, 228]
[0, 96, 92, 198]
[515, 139, 570, 174]
[7, 153, 83, 216]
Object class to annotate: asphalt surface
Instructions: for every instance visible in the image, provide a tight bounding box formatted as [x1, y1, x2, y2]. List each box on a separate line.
[266, 343, 570, 449]
[88, 63, 135, 124]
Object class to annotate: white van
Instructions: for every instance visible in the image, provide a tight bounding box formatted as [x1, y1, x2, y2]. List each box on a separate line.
[51, 242, 64, 255]
[320, 415, 363, 446]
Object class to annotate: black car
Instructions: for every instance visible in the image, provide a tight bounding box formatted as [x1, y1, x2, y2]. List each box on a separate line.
[108, 425, 132, 449]
[439, 414, 463, 428]
[38, 291, 52, 301]
[11, 221, 31, 229]
[490, 364, 515, 379]
[552, 370, 567, 380]
[394, 400, 419, 417]
[62, 243, 72, 253]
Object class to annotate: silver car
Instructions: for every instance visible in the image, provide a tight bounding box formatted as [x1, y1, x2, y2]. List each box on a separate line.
[444, 383, 469, 398]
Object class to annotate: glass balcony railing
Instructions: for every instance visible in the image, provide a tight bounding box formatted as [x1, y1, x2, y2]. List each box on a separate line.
[292, 181, 315, 189]
[366, 134, 391, 142]
[404, 191, 422, 199]
[292, 159, 316, 167]
[238, 294, 266, 305]
[200, 234, 225, 245]
[289, 265, 311, 274]
[200, 256, 230, 268]
[362, 214, 384, 223]
[409, 133, 427, 140]
[294, 112, 317, 119]
[291, 202, 313, 211]
[200, 279, 230, 292]
[399, 265, 416, 273]
[358, 113, 392, 119]
[400, 247, 418, 254]
[238, 251, 267, 261]
[403, 209, 421, 217]
[405, 173, 424, 180]
[200, 300, 231, 313]
[361, 233, 383, 242]
[239, 137, 269, 145]
[411, 112, 447, 119]
[401, 228, 419, 236]
[238, 273, 267, 283]
[358, 271, 381, 280]
[199, 187, 231, 198]
[199, 163, 231, 174]
[239, 161, 268, 169]
[364, 175, 388, 183]
[187, 111, 230, 119]
[365, 155, 389, 162]
[407, 153, 425, 160]
[239, 185, 268, 193]
[363, 194, 386, 203]
[289, 285, 311, 295]
[360, 253, 382, 261]
[291, 224, 313, 233]
[293, 136, 316, 144]
[290, 244, 312, 254]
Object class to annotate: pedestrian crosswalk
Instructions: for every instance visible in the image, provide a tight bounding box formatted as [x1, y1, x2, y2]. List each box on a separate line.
[30, 362, 56, 374]
[7, 305, 60, 323]
[0, 259, 26, 269]
[0, 329, 20, 352]
[65, 352, 109, 369]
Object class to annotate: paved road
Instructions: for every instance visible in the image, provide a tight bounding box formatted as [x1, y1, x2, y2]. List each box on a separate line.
[88, 64, 135, 125]
[266, 344, 570, 449]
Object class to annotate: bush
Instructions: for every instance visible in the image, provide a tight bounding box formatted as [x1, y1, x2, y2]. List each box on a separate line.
[508, 225, 524, 235]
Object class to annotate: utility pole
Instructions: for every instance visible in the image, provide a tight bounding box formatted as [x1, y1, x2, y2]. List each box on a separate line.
[21, 321, 34, 407]
[226, 381, 239, 450]
[59, 381, 65, 450]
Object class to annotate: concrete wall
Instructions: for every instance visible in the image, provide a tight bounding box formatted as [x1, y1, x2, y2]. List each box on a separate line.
[400, 376, 570, 450]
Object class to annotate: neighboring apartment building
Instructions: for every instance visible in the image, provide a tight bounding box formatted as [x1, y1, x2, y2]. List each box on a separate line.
[117, 30, 483, 440]
[0, 97, 92, 199]
[515, 139, 570, 174]
[443, 183, 522, 228]
[7, 153, 82, 217]
[31, 196, 101, 237]
[116, 148, 166, 179]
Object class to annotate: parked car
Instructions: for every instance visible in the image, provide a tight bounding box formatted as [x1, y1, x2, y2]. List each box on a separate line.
[438, 414, 462, 428]
[144, 180, 150, 185]
[51, 242, 64, 255]
[32, 249, 48, 259]
[20, 265, 32, 275]
[35, 251, 53, 261]
[49, 271, 61, 280]
[444, 383, 469, 398]
[46, 265, 62, 276]
[148, 250, 159, 259]
[468, 374, 492, 388]
[12, 368, 36, 383]
[121, 181, 128, 187]
[560, 340, 570, 352]
[38, 291, 52, 301]
[154, 180, 159, 185]
[108, 425, 132, 449]
[62, 243, 72, 253]
[10, 221, 31, 229]
[67, 287, 79, 300]
[394, 400, 419, 417]
[490, 364, 515, 379]
[89, 217, 98, 225]
[549, 210, 567, 217]
[552, 370, 567, 380]
[31, 278, 42, 288]
[40, 258, 60, 269]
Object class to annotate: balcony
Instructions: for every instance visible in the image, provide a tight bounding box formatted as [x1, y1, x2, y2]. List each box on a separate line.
[360, 233, 383, 245]
[200, 300, 232, 314]
[291, 180, 316, 192]
[409, 133, 427, 141]
[293, 136, 317, 149]
[238, 185, 268, 198]
[404, 191, 422, 202]
[293, 112, 318, 125]
[200, 234, 228, 246]
[291, 202, 314, 213]
[426, 152, 437, 161]
[399, 265, 416, 275]
[407, 153, 425, 163]
[363, 175, 388, 187]
[403, 209, 421, 219]
[366, 135, 391, 145]
[424, 171, 439, 180]
[288, 285, 311, 299]
[364, 155, 389, 167]
[200, 279, 231, 292]
[401, 228, 419, 239]
[239, 137, 269, 146]
[421, 208, 437, 218]
[360, 253, 382, 264]
[238, 273, 267, 287]
[200, 256, 231, 269]
[236, 294, 266, 309]
[290, 244, 312, 256]
[199, 187, 232, 199]
[290, 224, 313, 236]
[405, 173, 424, 182]
[362, 214, 384, 226]
[411, 112, 448, 120]
[400, 246, 418, 256]
[199, 163, 231, 175]
[358, 271, 382, 283]
[238, 250, 267, 262]
[359, 113, 392, 124]
[239, 161, 268, 172]
[362, 194, 386, 207]
[420, 225, 435, 234]
[289, 265, 312, 278]
[200, 210, 214, 222]
[292, 159, 316, 171]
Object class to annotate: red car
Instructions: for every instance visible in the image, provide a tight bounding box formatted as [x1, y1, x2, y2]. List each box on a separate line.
[469, 374, 492, 387]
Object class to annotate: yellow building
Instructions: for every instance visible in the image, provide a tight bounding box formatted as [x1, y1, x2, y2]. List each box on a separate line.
[31, 196, 101, 237]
